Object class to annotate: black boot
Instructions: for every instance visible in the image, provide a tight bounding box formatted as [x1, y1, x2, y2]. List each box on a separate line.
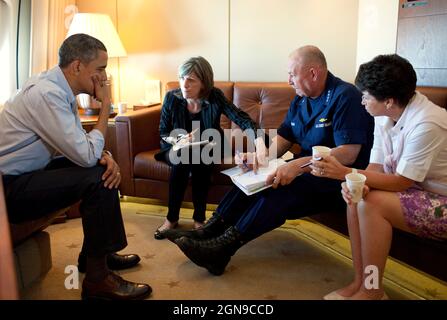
[162, 212, 228, 242]
[174, 226, 243, 276]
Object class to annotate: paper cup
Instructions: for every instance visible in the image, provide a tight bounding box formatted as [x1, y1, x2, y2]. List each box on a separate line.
[312, 146, 331, 159]
[118, 102, 128, 114]
[76, 94, 91, 109]
[345, 170, 367, 203]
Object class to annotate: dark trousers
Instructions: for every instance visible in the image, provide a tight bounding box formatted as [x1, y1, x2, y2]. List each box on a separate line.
[167, 163, 213, 223]
[216, 173, 346, 242]
[2, 158, 127, 257]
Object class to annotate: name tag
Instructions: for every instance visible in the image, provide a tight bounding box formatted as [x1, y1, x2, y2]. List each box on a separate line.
[315, 121, 332, 128]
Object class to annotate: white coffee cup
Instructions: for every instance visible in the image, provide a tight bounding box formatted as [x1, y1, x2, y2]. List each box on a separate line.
[312, 146, 331, 159]
[77, 94, 91, 109]
[345, 169, 367, 203]
[118, 102, 128, 114]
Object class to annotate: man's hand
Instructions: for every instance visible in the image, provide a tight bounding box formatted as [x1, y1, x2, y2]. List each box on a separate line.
[92, 74, 111, 104]
[254, 137, 268, 167]
[99, 152, 121, 189]
[310, 155, 351, 180]
[265, 159, 304, 189]
[235, 151, 268, 173]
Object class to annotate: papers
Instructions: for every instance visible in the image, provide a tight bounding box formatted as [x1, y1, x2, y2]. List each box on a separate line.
[221, 158, 286, 196]
[162, 136, 212, 151]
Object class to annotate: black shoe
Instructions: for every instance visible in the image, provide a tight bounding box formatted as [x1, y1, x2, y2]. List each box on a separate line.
[163, 212, 227, 242]
[82, 272, 151, 300]
[174, 226, 242, 275]
[78, 253, 141, 273]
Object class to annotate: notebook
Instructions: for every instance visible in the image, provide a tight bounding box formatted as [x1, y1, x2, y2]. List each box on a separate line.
[162, 136, 212, 151]
[221, 158, 286, 195]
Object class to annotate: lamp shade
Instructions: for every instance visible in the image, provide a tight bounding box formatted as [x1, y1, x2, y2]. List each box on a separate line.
[66, 13, 126, 58]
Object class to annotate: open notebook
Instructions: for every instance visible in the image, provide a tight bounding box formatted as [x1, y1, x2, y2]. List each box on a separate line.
[221, 158, 286, 195]
[162, 136, 212, 151]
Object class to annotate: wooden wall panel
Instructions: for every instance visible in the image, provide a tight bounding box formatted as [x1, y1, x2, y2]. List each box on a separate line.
[398, 0, 447, 18]
[397, 15, 447, 68]
[397, 0, 447, 86]
[415, 69, 447, 87]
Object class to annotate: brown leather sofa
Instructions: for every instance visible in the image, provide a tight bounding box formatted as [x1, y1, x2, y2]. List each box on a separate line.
[115, 81, 296, 203]
[1, 174, 68, 293]
[115, 83, 447, 282]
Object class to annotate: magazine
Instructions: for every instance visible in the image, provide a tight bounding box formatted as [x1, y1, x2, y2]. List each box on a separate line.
[221, 158, 286, 196]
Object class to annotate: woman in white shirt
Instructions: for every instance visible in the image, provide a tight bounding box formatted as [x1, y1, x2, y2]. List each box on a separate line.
[310, 54, 447, 300]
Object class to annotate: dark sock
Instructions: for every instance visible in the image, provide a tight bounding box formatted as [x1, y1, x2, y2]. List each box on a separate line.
[85, 255, 108, 282]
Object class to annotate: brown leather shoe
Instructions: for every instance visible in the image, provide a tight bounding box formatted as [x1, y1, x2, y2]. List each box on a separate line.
[82, 272, 152, 300]
[78, 253, 141, 273]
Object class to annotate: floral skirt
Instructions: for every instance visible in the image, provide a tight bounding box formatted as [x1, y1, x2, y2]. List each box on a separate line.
[398, 188, 447, 241]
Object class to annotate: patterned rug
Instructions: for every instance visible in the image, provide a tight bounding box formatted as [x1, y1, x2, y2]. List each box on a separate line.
[21, 201, 430, 300]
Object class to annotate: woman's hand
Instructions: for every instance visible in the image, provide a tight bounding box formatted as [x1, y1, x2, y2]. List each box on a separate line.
[341, 182, 370, 206]
[310, 155, 351, 180]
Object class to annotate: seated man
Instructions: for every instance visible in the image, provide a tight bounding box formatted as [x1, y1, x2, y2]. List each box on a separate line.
[165, 45, 375, 276]
[0, 34, 151, 300]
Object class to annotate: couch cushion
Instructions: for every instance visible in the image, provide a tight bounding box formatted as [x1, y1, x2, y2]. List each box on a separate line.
[14, 231, 52, 290]
[417, 86, 447, 109]
[134, 149, 235, 185]
[232, 82, 296, 130]
[134, 150, 171, 181]
[10, 208, 67, 246]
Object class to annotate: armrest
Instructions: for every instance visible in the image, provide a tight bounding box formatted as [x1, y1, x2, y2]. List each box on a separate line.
[0, 175, 19, 299]
[115, 107, 162, 195]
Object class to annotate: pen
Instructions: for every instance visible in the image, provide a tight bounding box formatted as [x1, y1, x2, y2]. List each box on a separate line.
[176, 128, 199, 142]
[300, 156, 322, 168]
[236, 150, 249, 170]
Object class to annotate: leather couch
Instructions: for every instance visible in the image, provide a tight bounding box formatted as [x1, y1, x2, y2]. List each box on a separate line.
[0, 174, 68, 293]
[115, 82, 447, 282]
[116, 81, 296, 203]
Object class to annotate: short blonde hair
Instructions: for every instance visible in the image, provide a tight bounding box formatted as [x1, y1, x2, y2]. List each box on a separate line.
[178, 56, 214, 98]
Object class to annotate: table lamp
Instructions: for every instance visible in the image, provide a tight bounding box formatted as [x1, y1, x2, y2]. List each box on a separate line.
[66, 13, 126, 115]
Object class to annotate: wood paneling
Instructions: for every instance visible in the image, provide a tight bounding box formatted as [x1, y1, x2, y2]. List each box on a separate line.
[415, 69, 447, 87]
[397, 0, 447, 86]
[398, 0, 447, 18]
[397, 15, 447, 68]
[0, 177, 19, 300]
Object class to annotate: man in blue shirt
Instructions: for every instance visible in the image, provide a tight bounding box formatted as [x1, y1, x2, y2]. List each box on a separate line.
[0, 34, 151, 299]
[167, 45, 374, 276]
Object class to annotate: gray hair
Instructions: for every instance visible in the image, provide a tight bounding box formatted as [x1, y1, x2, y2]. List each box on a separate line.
[178, 56, 214, 98]
[59, 33, 107, 68]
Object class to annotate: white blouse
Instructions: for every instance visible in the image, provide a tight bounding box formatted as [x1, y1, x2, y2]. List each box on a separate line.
[370, 92, 447, 196]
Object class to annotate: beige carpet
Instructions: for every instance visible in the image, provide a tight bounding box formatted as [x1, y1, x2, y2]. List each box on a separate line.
[21, 201, 419, 300]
